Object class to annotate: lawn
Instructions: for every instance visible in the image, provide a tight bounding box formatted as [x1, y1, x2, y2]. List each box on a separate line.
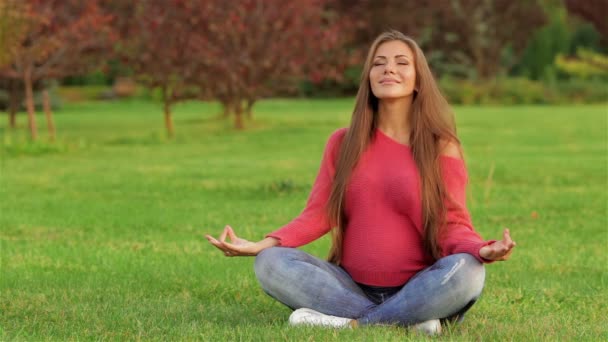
[1, 99, 606, 341]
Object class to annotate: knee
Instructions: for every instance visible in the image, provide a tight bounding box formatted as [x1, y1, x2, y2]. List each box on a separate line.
[442, 253, 486, 298]
[461, 253, 485, 297]
[254, 247, 277, 280]
[254, 247, 291, 283]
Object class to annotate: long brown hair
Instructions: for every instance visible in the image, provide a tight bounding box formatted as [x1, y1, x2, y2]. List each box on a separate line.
[326, 30, 460, 263]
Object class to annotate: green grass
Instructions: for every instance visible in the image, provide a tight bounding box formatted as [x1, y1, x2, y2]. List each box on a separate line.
[1, 98, 607, 341]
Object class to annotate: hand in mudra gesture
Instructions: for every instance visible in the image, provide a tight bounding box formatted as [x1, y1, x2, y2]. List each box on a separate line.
[479, 228, 516, 261]
[206, 225, 277, 257]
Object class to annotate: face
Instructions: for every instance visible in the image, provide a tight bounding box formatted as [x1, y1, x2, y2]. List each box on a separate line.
[369, 40, 417, 101]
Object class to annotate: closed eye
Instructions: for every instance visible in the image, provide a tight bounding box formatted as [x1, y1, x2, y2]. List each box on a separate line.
[373, 62, 407, 66]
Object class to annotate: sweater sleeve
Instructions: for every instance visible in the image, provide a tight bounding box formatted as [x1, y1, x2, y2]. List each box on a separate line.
[265, 128, 347, 247]
[438, 156, 496, 263]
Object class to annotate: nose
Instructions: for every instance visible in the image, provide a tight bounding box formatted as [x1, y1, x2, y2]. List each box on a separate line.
[383, 61, 396, 74]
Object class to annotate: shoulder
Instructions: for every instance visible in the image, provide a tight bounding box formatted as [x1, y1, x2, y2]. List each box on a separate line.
[322, 128, 347, 161]
[326, 127, 348, 147]
[439, 139, 463, 160]
[329, 127, 348, 141]
[438, 139, 468, 182]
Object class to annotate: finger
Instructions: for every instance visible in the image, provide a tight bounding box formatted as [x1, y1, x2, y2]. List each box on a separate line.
[222, 241, 246, 253]
[205, 234, 221, 246]
[223, 241, 254, 256]
[226, 225, 239, 242]
[501, 248, 514, 260]
[205, 235, 232, 253]
[496, 241, 516, 260]
[487, 242, 506, 258]
[505, 230, 517, 248]
[503, 228, 514, 245]
[218, 226, 230, 243]
[506, 238, 516, 249]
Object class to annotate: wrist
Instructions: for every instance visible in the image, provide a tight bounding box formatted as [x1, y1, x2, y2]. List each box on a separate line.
[256, 237, 280, 254]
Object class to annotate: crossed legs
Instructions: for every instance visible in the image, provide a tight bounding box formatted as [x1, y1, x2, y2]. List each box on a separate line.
[254, 247, 485, 326]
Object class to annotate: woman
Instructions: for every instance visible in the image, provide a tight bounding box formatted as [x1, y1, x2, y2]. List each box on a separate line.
[206, 30, 515, 335]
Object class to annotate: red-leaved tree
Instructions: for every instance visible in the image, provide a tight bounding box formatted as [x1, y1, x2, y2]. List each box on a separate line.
[114, 0, 349, 132]
[0, 0, 28, 128]
[196, 0, 349, 129]
[564, 0, 608, 45]
[112, 0, 206, 138]
[0, 0, 114, 140]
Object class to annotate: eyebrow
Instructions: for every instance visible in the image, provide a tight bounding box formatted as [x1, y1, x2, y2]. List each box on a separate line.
[374, 55, 411, 60]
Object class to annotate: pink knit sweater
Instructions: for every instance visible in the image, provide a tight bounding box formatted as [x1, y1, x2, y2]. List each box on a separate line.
[267, 128, 494, 286]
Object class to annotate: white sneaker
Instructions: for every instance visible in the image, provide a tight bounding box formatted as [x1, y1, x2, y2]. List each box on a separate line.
[412, 319, 442, 336]
[288, 308, 353, 328]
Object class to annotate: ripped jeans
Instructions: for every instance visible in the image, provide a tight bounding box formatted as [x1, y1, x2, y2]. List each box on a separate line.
[254, 247, 485, 326]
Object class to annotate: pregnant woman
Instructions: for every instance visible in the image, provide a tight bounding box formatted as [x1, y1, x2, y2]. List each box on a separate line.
[206, 30, 515, 336]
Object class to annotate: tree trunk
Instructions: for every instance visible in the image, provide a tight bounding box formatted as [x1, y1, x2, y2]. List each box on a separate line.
[42, 89, 56, 141]
[221, 100, 231, 118]
[245, 99, 255, 119]
[8, 109, 16, 128]
[163, 101, 174, 138]
[234, 101, 244, 130]
[8, 93, 18, 128]
[23, 67, 38, 140]
[161, 86, 175, 138]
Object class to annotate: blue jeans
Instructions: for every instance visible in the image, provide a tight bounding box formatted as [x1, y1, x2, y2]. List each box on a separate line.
[254, 247, 485, 326]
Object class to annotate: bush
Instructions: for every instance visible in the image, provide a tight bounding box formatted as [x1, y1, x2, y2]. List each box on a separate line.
[438, 77, 605, 105]
[62, 71, 111, 86]
[56, 85, 111, 102]
[489, 78, 549, 105]
[549, 78, 608, 103]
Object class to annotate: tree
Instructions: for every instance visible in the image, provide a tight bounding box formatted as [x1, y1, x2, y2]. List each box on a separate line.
[196, 0, 349, 129]
[564, 0, 608, 45]
[0, 0, 27, 67]
[435, 0, 546, 79]
[0, 78, 45, 129]
[333, 0, 546, 80]
[114, 0, 349, 132]
[111, 0, 207, 138]
[0, 0, 27, 128]
[0, 0, 113, 140]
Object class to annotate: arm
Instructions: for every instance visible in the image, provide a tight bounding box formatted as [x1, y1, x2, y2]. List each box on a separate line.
[265, 128, 347, 247]
[437, 142, 515, 262]
[205, 128, 347, 256]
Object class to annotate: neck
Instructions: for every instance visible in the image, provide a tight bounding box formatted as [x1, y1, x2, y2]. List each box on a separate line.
[376, 97, 413, 142]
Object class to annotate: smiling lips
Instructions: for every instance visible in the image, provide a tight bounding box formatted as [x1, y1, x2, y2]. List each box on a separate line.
[379, 78, 400, 84]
